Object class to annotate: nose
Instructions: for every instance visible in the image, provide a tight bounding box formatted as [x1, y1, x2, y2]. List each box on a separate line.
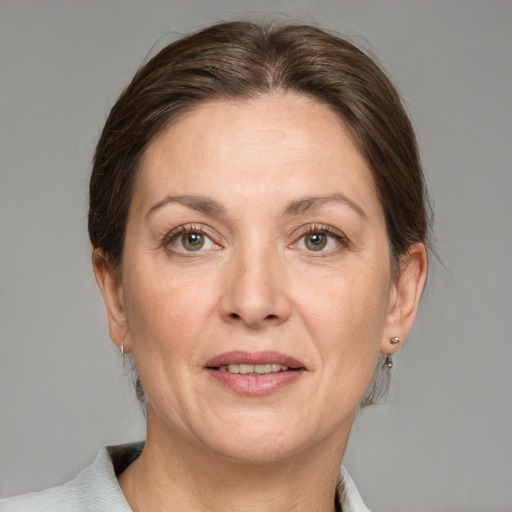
[220, 246, 292, 329]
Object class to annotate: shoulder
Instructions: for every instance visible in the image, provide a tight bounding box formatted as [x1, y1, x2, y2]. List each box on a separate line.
[0, 443, 143, 512]
[0, 480, 79, 512]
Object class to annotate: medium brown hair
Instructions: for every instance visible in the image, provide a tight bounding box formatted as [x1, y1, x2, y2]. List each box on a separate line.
[89, 20, 430, 406]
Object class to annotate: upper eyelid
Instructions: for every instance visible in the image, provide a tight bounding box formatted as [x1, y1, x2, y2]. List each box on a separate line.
[164, 224, 216, 239]
[292, 223, 348, 240]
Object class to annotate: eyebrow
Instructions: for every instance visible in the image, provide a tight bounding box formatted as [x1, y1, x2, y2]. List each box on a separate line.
[146, 192, 366, 219]
[146, 195, 226, 218]
[283, 193, 367, 218]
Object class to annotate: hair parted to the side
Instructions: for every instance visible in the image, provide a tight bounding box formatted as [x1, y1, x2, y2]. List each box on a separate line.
[89, 20, 431, 408]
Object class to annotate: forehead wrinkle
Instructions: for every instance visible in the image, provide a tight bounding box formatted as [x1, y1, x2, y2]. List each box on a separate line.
[282, 194, 367, 219]
[145, 195, 226, 218]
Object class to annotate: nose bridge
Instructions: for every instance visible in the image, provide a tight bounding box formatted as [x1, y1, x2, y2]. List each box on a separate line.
[221, 235, 290, 328]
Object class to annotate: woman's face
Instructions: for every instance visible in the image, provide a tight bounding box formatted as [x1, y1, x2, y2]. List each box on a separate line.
[101, 94, 411, 462]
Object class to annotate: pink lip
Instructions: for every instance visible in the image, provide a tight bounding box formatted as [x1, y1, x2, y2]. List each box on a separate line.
[205, 351, 307, 397]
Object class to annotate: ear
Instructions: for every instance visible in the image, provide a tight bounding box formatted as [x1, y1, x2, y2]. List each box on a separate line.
[381, 243, 428, 354]
[92, 249, 132, 354]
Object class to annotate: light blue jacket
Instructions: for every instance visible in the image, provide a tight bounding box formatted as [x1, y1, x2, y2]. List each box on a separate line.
[0, 443, 371, 512]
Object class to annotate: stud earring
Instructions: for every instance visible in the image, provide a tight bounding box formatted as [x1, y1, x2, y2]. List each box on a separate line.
[390, 336, 401, 345]
[120, 340, 124, 355]
[385, 354, 393, 368]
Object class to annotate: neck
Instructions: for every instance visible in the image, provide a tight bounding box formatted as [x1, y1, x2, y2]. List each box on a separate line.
[119, 410, 352, 512]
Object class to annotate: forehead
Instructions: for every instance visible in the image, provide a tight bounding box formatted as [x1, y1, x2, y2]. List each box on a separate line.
[133, 93, 382, 219]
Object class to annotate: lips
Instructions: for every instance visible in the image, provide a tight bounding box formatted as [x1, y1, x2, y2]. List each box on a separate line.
[205, 351, 306, 396]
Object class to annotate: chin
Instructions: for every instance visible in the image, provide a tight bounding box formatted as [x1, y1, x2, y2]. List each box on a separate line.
[190, 410, 335, 465]
[205, 433, 306, 465]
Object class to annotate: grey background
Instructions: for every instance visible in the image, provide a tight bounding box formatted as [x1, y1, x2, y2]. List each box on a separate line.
[1, 1, 511, 511]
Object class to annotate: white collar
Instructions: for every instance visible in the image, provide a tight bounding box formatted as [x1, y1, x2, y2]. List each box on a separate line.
[337, 465, 372, 512]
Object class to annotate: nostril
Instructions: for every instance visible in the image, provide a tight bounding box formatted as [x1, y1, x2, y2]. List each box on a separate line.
[226, 312, 279, 324]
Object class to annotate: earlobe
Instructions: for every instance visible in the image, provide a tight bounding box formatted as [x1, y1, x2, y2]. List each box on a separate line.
[381, 243, 428, 354]
[92, 249, 131, 354]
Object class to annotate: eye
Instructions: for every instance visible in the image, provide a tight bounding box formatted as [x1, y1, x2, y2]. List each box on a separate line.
[292, 225, 348, 254]
[166, 226, 219, 253]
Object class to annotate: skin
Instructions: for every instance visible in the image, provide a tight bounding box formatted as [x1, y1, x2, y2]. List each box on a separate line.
[93, 93, 427, 512]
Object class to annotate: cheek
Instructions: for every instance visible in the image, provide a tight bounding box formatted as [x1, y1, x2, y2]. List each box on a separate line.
[121, 265, 222, 416]
[292, 267, 389, 376]
[124, 267, 219, 353]
[298, 264, 389, 328]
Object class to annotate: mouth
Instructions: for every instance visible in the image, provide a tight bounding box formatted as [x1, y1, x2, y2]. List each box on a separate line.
[205, 351, 306, 396]
[216, 363, 292, 376]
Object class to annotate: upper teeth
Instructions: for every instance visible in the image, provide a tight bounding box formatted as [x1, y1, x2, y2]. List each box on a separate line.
[218, 364, 289, 374]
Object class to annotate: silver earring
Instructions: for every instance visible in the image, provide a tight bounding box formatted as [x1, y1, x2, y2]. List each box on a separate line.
[385, 354, 393, 368]
[390, 336, 401, 345]
[120, 340, 124, 355]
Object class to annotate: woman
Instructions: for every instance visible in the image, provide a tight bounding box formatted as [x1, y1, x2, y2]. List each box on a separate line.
[1, 20, 429, 512]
